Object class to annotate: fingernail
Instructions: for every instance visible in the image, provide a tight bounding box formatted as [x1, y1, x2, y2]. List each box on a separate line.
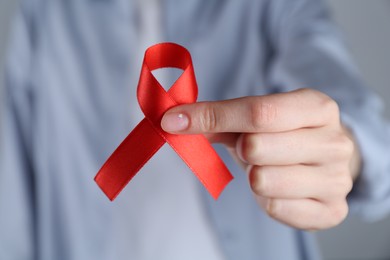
[161, 113, 189, 132]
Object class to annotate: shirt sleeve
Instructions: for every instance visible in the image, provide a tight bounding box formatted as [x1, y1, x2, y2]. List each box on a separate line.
[264, 0, 390, 221]
[0, 1, 37, 259]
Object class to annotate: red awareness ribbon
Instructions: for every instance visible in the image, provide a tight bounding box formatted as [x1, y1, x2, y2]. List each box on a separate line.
[95, 43, 233, 201]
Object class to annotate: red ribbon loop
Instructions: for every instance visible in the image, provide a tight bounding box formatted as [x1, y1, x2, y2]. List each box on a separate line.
[95, 43, 233, 201]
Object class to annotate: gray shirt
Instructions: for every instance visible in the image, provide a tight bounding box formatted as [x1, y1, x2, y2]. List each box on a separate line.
[1, 0, 390, 259]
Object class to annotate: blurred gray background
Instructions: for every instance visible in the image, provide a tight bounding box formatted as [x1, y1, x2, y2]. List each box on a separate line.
[1, 0, 390, 259]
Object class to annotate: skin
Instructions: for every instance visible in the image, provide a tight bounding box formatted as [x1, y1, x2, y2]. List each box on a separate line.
[161, 88, 361, 231]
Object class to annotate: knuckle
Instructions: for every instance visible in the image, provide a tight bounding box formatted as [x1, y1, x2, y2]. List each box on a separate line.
[199, 104, 219, 132]
[297, 87, 315, 96]
[342, 135, 355, 158]
[323, 97, 340, 122]
[340, 174, 354, 195]
[306, 89, 340, 122]
[331, 171, 353, 197]
[327, 132, 354, 161]
[339, 135, 354, 160]
[327, 165, 353, 197]
[345, 176, 354, 195]
[329, 202, 349, 227]
[250, 99, 277, 130]
[296, 88, 340, 123]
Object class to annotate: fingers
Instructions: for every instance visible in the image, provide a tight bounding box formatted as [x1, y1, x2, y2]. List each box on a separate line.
[236, 128, 353, 166]
[161, 88, 339, 134]
[248, 165, 353, 202]
[160, 88, 353, 230]
[247, 154, 353, 230]
[255, 197, 349, 230]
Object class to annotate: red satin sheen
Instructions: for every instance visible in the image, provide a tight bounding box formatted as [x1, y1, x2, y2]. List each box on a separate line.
[94, 43, 233, 201]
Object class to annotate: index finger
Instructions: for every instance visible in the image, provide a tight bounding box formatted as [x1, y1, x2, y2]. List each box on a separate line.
[161, 88, 339, 134]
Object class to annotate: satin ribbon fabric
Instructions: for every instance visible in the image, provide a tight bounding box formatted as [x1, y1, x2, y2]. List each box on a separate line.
[95, 43, 233, 201]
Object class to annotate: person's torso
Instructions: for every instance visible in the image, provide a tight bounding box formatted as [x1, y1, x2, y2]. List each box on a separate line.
[26, 0, 317, 259]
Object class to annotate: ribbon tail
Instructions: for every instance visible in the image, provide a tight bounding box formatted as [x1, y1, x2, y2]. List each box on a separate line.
[165, 133, 233, 200]
[95, 118, 165, 200]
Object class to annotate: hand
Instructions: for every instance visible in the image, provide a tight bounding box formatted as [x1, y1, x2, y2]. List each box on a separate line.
[161, 88, 360, 230]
